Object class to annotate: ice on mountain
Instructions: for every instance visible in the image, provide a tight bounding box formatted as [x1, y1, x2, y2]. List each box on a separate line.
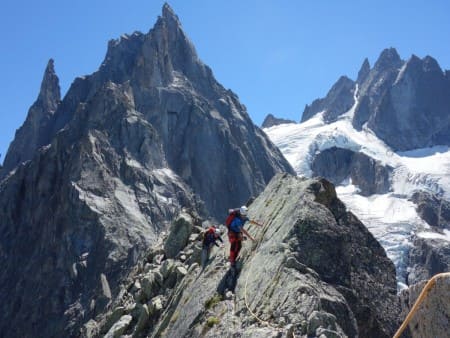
[265, 105, 450, 289]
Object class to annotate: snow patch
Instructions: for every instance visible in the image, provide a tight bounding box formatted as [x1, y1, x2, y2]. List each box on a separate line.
[265, 102, 450, 289]
[417, 229, 450, 242]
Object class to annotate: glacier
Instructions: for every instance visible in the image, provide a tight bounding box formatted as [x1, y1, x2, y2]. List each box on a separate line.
[264, 111, 450, 289]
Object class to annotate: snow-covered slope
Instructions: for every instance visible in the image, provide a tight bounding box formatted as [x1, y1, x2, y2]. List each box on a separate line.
[264, 111, 450, 288]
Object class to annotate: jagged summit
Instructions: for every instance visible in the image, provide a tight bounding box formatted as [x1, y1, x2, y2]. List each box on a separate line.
[37, 58, 61, 109]
[162, 2, 180, 24]
[98, 3, 214, 96]
[300, 47, 450, 151]
[301, 75, 355, 123]
[2, 59, 61, 174]
[357, 57, 371, 84]
[0, 5, 293, 337]
[373, 47, 403, 71]
[261, 113, 296, 128]
[423, 55, 442, 72]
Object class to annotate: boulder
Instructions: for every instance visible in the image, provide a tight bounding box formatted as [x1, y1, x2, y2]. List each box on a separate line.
[104, 314, 132, 338]
[164, 213, 194, 258]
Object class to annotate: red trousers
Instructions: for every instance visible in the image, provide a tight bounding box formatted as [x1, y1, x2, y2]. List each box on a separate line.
[228, 232, 242, 266]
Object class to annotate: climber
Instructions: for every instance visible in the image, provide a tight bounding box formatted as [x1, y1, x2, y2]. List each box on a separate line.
[201, 226, 224, 269]
[225, 205, 263, 269]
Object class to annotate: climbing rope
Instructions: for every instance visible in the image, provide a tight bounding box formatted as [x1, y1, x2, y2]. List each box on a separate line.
[393, 272, 450, 338]
[242, 220, 296, 338]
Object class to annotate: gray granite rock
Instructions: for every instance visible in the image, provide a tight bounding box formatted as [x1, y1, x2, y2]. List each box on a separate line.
[410, 191, 450, 229]
[365, 53, 450, 151]
[407, 236, 450, 285]
[311, 147, 392, 195]
[302, 76, 356, 123]
[163, 212, 194, 258]
[104, 314, 132, 338]
[146, 174, 400, 338]
[302, 47, 450, 151]
[2, 59, 61, 175]
[0, 4, 293, 337]
[356, 58, 371, 84]
[261, 114, 296, 128]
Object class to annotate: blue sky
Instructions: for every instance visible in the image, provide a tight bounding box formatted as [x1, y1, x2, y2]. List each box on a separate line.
[1, 0, 450, 164]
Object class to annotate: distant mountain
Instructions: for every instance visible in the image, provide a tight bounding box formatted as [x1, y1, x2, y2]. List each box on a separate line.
[261, 113, 296, 128]
[0, 4, 293, 337]
[302, 75, 356, 123]
[265, 48, 450, 304]
[301, 48, 450, 151]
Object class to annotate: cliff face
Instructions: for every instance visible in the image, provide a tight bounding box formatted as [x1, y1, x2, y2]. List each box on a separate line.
[89, 174, 401, 338]
[301, 48, 450, 151]
[261, 114, 296, 128]
[0, 4, 293, 338]
[2, 59, 61, 174]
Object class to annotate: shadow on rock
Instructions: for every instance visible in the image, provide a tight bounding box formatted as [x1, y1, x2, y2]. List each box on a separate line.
[217, 262, 242, 295]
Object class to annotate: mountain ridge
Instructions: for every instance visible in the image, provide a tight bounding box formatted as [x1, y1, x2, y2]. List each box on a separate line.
[301, 47, 450, 151]
[0, 4, 293, 337]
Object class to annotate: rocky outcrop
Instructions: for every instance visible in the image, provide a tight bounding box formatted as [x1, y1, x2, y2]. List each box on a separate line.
[410, 191, 450, 228]
[302, 76, 356, 123]
[356, 58, 371, 84]
[407, 237, 450, 285]
[0, 4, 293, 338]
[301, 47, 450, 151]
[311, 147, 392, 195]
[2, 59, 61, 175]
[366, 54, 450, 151]
[408, 192, 450, 286]
[0, 82, 198, 338]
[399, 274, 450, 338]
[95, 174, 401, 338]
[261, 114, 296, 128]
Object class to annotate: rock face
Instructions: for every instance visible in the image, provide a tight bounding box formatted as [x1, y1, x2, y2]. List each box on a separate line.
[0, 4, 293, 338]
[302, 76, 356, 123]
[96, 174, 400, 338]
[2, 59, 61, 174]
[261, 114, 296, 128]
[301, 48, 450, 151]
[407, 237, 450, 285]
[407, 191, 450, 288]
[410, 191, 450, 228]
[311, 147, 392, 195]
[400, 274, 450, 338]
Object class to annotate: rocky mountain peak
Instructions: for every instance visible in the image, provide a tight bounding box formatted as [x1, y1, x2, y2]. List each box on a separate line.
[37, 58, 61, 111]
[162, 2, 180, 25]
[99, 3, 212, 95]
[0, 6, 294, 336]
[423, 55, 442, 73]
[373, 47, 403, 71]
[301, 75, 355, 123]
[398, 54, 443, 80]
[2, 59, 61, 174]
[357, 57, 371, 84]
[261, 113, 296, 128]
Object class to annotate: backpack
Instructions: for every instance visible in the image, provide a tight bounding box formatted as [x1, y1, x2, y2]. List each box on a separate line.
[202, 226, 216, 241]
[225, 210, 241, 233]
